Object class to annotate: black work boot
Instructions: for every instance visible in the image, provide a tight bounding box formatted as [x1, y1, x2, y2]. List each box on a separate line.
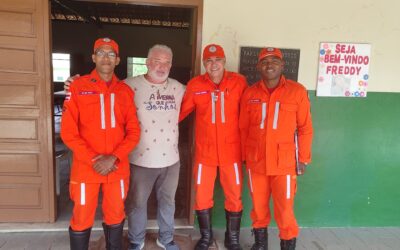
[250, 227, 268, 250]
[195, 208, 213, 250]
[102, 219, 125, 250]
[224, 210, 243, 250]
[280, 238, 296, 250]
[69, 226, 91, 250]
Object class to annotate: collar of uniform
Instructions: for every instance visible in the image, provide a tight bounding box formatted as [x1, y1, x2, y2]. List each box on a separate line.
[89, 69, 119, 86]
[259, 75, 287, 92]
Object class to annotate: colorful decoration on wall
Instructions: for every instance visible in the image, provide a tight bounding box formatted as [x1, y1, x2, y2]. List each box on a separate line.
[316, 42, 371, 97]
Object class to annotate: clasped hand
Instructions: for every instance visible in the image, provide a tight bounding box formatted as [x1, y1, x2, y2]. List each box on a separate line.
[92, 155, 118, 176]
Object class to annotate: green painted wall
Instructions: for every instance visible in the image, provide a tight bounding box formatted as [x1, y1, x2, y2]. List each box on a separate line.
[209, 91, 400, 227]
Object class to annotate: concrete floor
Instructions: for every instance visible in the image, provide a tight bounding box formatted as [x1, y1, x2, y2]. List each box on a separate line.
[1, 226, 400, 249]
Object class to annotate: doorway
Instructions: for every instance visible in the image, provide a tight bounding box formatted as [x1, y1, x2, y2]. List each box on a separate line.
[50, 0, 203, 226]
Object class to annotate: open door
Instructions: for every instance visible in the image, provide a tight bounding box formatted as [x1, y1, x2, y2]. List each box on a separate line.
[0, 0, 55, 222]
[0, 0, 202, 224]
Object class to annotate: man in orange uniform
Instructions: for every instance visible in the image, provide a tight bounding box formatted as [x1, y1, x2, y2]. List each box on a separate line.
[61, 38, 140, 250]
[239, 48, 313, 250]
[180, 44, 247, 250]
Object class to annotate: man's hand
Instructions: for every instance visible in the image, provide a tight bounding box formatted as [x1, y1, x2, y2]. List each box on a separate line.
[296, 162, 307, 176]
[92, 155, 118, 176]
[64, 74, 80, 92]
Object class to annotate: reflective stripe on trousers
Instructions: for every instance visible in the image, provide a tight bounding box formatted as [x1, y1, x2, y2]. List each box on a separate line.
[197, 163, 203, 184]
[80, 183, 86, 205]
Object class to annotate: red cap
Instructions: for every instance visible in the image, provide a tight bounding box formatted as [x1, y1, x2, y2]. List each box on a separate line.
[203, 44, 225, 60]
[258, 47, 283, 62]
[94, 37, 119, 55]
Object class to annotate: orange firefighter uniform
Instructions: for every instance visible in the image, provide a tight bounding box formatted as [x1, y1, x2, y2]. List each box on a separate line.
[179, 71, 247, 212]
[239, 75, 313, 240]
[61, 69, 140, 231]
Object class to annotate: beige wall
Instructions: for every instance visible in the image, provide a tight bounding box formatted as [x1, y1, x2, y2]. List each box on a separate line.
[202, 0, 400, 92]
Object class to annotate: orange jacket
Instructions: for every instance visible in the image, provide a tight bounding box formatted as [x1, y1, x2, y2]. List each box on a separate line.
[239, 76, 313, 175]
[61, 70, 141, 183]
[180, 71, 248, 166]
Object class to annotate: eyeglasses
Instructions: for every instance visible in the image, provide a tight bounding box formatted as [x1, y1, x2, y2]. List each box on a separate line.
[95, 50, 117, 58]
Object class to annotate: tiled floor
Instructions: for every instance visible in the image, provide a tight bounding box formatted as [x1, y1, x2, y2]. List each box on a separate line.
[0, 227, 400, 249]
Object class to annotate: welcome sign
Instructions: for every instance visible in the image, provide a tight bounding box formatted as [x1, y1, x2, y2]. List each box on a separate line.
[316, 42, 371, 97]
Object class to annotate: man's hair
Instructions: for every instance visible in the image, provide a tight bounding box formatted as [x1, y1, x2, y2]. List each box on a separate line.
[147, 44, 173, 59]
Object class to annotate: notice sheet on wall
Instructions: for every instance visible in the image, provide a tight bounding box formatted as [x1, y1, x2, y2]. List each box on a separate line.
[316, 42, 371, 97]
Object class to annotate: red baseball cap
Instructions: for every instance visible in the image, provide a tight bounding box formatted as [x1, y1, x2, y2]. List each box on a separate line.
[258, 47, 283, 62]
[203, 44, 225, 60]
[94, 37, 119, 55]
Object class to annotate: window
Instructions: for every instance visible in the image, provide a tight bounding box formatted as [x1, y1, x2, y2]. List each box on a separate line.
[127, 57, 147, 77]
[52, 53, 71, 82]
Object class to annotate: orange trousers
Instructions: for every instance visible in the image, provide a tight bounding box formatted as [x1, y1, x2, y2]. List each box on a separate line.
[247, 169, 299, 240]
[69, 178, 129, 231]
[194, 162, 243, 212]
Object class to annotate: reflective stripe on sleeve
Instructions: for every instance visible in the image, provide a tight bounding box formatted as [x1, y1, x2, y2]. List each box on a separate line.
[120, 179, 125, 199]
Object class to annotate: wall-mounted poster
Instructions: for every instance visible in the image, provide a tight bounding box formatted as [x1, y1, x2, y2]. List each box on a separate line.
[316, 42, 371, 97]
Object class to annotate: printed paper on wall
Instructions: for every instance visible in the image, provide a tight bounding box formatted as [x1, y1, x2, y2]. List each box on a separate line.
[316, 43, 371, 97]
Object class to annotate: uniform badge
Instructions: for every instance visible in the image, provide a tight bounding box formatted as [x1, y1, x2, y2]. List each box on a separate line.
[209, 46, 217, 53]
[79, 91, 98, 95]
[195, 90, 209, 95]
[249, 99, 261, 103]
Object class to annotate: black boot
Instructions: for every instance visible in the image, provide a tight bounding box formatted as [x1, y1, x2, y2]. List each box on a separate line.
[280, 238, 296, 250]
[250, 227, 268, 250]
[102, 219, 125, 250]
[224, 210, 242, 250]
[69, 226, 91, 250]
[195, 208, 213, 250]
